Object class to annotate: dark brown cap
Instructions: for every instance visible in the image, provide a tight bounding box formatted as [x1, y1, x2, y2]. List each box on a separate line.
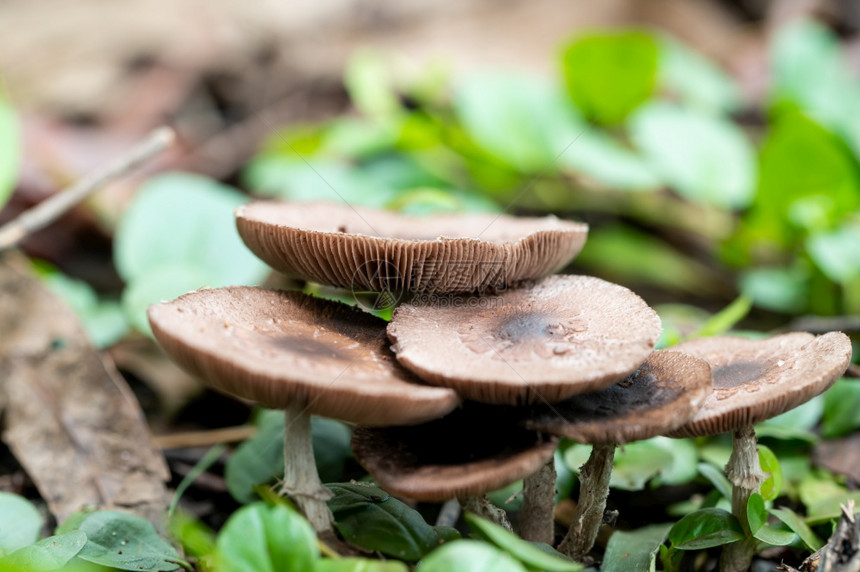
[147, 286, 460, 425]
[522, 350, 713, 444]
[387, 275, 662, 405]
[351, 403, 557, 501]
[235, 201, 587, 294]
[667, 331, 853, 438]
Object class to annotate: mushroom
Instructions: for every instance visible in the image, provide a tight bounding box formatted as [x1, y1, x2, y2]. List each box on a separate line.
[666, 331, 853, 572]
[387, 275, 663, 405]
[351, 402, 558, 532]
[147, 286, 460, 533]
[235, 201, 588, 294]
[521, 350, 713, 558]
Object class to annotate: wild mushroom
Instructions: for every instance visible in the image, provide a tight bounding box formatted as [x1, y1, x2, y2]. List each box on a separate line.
[667, 331, 853, 572]
[387, 275, 663, 405]
[147, 286, 460, 533]
[351, 402, 558, 532]
[235, 201, 588, 294]
[521, 350, 713, 558]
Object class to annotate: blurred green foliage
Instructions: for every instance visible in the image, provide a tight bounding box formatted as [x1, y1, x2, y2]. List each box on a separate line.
[245, 19, 860, 319]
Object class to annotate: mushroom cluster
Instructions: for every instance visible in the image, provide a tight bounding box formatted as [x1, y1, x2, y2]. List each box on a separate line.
[148, 199, 853, 566]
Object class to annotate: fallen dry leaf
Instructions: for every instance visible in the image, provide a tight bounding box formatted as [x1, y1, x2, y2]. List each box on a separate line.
[0, 250, 170, 527]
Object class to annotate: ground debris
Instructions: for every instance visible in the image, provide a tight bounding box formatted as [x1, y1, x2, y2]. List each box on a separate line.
[0, 250, 170, 527]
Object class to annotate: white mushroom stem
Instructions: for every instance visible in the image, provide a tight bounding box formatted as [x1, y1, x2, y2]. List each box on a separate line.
[281, 403, 334, 533]
[719, 424, 766, 572]
[459, 495, 513, 532]
[558, 443, 616, 560]
[520, 457, 557, 544]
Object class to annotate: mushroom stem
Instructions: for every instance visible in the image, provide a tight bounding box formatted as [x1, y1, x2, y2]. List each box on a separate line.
[558, 442, 616, 560]
[519, 457, 557, 544]
[281, 403, 334, 533]
[719, 424, 765, 572]
[459, 495, 513, 532]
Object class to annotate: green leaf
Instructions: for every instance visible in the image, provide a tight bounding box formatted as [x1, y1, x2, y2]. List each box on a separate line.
[798, 471, 860, 522]
[650, 437, 699, 486]
[561, 30, 659, 124]
[226, 410, 352, 504]
[668, 508, 744, 550]
[316, 558, 409, 572]
[753, 525, 796, 546]
[168, 510, 216, 560]
[746, 493, 767, 534]
[559, 129, 662, 191]
[739, 267, 809, 314]
[327, 482, 456, 561]
[575, 225, 715, 295]
[454, 72, 579, 172]
[169, 445, 226, 518]
[758, 445, 783, 501]
[344, 49, 401, 119]
[0, 97, 20, 210]
[115, 172, 267, 285]
[750, 112, 860, 243]
[756, 396, 823, 441]
[115, 173, 268, 332]
[692, 295, 753, 338]
[35, 263, 129, 348]
[0, 492, 43, 555]
[216, 503, 317, 572]
[464, 513, 581, 571]
[658, 36, 741, 114]
[72, 510, 185, 571]
[698, 463, 732, 501]
[631, 102, 756, 209]
[121, 264, 212, 335]
[2, 531, 87, 571]
[807, 225, 860, 284]
[770, 507, 823, 551]
[770, 19, 859, 136]
[243, 157, 397, 207]
[417, 541, 526, 572]
[386, 188, 500, 216]
[822, 378, 860, 438]
[602, 523, 672, 572]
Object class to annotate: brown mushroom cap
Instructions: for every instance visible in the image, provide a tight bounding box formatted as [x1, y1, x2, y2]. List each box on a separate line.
[387, 275, 663, 405]
[235, 201, 587, 294]
[351, 404, 557, 501]
[147, 286, 460, 425]
[522, 351, 713, 444]
[667, 331, 853, 438]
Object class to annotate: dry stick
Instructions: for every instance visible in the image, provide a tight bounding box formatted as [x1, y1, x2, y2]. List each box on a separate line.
[153, 425, 256, 450]
[558, 443, 616, 560]
[281, 403, 334, 533]
[0, 126, 175, 251]
[520, 457, 557, 544]
[719, 425, 765, 572]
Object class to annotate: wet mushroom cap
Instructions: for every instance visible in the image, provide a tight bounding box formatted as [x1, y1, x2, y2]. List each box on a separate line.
[351, 404, 557, 501]
[387, 275, 663, 405]
[523, 350, 713, 444]
[235, 201, 587, 294]
[147, 286, 460, 425]
[667, 331, 853, 438]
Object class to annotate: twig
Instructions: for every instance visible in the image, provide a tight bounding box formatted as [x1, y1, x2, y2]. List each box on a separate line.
[0, 126, 175, 250]
[153, 425, 256, 450]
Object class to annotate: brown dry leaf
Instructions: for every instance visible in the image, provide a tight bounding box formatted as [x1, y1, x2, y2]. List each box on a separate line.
[814, 433, 860, 484]
[0, 250, 170, 526]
